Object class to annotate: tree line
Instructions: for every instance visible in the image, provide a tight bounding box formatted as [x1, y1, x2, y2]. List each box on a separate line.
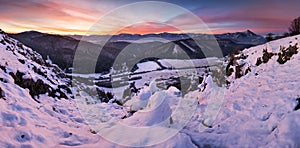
[266, 17, 300, 41]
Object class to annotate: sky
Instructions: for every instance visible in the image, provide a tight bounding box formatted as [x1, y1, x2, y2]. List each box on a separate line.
[0, 0, 299, 35]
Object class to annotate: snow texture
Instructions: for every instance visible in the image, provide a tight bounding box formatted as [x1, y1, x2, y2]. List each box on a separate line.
[1, 28, 300, 147]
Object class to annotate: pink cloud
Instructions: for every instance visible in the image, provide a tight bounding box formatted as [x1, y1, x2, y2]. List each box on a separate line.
[167, 4, 299, 34]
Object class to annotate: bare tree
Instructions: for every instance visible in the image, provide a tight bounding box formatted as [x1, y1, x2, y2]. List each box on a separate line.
[289, 17, 300, 35]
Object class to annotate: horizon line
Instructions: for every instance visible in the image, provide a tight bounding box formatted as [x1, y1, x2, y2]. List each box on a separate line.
[4, 29, 280, 36]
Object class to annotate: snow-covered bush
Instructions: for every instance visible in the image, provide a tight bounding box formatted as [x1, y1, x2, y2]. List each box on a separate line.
[277, 44, 298, 64]
[0, 86, 4, 98]
[226, 42, 298, 83]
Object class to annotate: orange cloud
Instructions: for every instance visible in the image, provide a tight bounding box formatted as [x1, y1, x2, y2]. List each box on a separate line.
[0, 0, 103, 35]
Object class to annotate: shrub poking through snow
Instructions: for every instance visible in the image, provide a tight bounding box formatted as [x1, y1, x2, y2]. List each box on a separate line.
[226, 67, 234, 77]
[262, 48, 274, 63]
[253, 44, 298, 67]
[277, 44, 298, 64]
[9, 71, 70, 102]
[0, 87, 4, 98]
[255, 49, 275, 66]
[277, 53, 285, 64]
[79, 86, 118, 104]
[294, 98, 300, 111]
[96, 88, 114, 103]
[234, 65, 243, 79]
[225, 50, 250, 80]
[0, 31, 75, 103]
[211, 65, 227, 86]
[121, 82, 140, 104]
[255, 57, 263, 66]
[226, 53, 236, 76]
[245, 67, 251, 75]
[227, 42, 298, 84]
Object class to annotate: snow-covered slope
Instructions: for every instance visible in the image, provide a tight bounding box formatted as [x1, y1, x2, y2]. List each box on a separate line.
[0, 29, 197, 147]
[0, 29, 112, 147]
[2, 27, 300, 147]
[106, 34, 300, 147]
[184, 34, 300, 147]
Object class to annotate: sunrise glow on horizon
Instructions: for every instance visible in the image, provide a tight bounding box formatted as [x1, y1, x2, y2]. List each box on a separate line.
[1, 0, 299, 35]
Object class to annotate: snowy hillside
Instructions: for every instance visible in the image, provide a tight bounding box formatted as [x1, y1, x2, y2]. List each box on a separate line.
[114, 34, 300, 147]
[0, 29, 202, 147]
[73, 34, 300, 147]
[184, 34, 300, 147]
[1, 27, 300, 147]
[0, 29, 111, 147]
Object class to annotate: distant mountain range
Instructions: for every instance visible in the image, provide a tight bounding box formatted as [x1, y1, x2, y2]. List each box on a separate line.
[9, 30, 266, 73]
[71, 30, 265, 45]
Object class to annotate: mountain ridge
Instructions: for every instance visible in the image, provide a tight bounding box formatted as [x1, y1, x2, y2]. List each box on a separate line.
[8, 30, 266, 73]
